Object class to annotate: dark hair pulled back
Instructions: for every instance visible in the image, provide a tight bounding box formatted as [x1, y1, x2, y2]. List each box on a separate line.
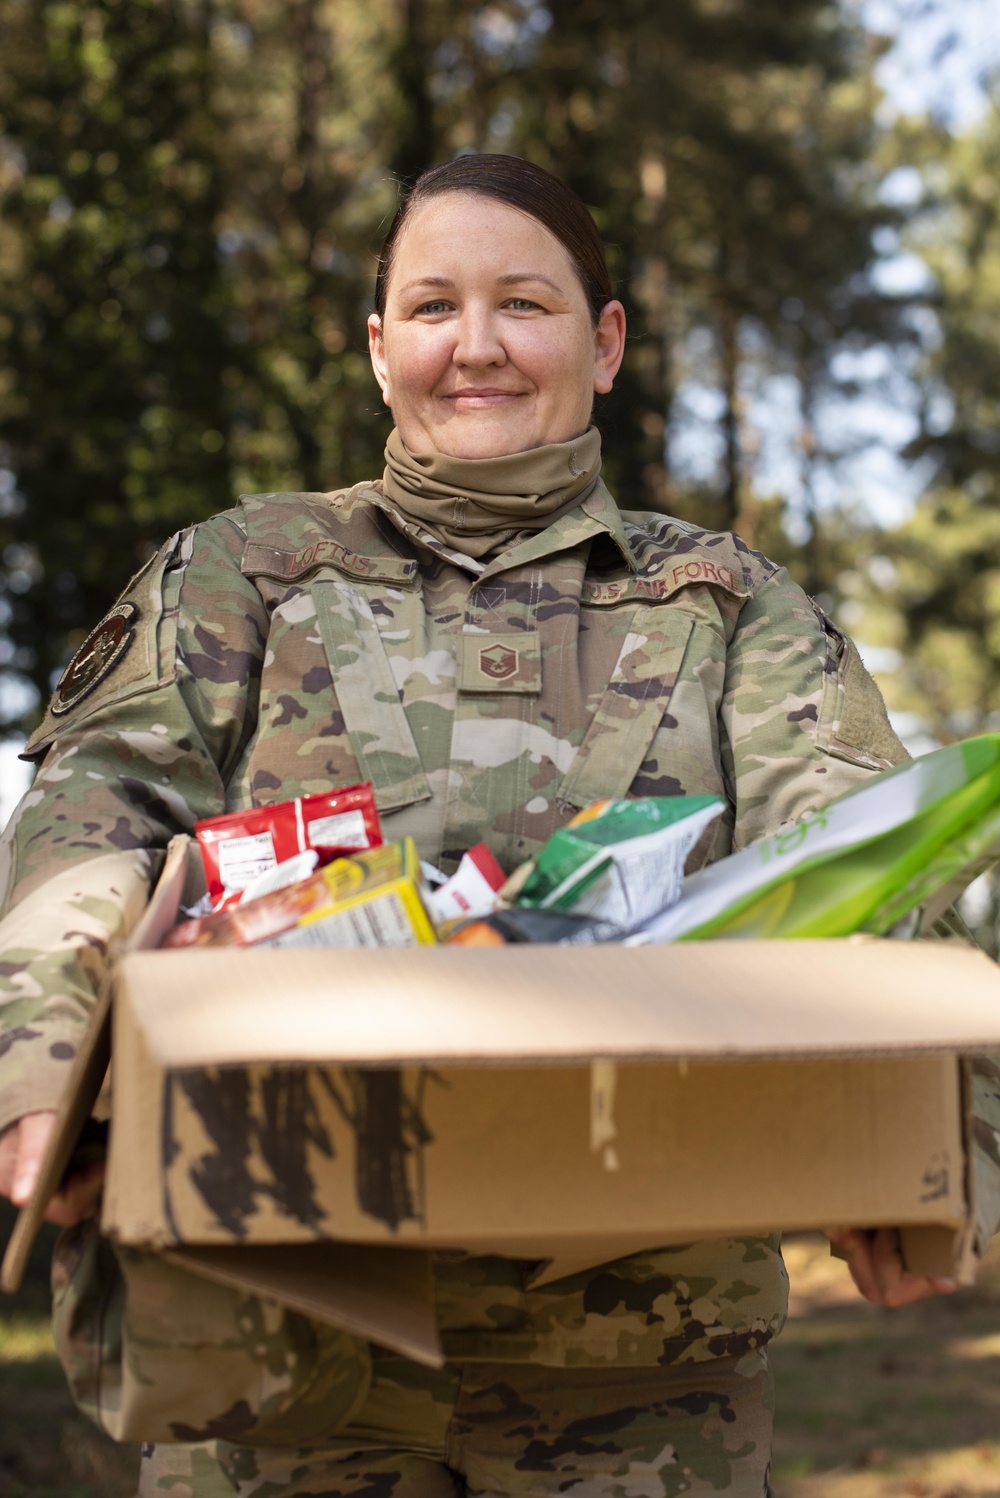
[374, 154, 614, 326]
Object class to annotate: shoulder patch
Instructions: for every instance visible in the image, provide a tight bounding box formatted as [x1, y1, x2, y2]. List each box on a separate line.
[619, 511, 779, 597]
[51, 602, 139, 715]
[583, 555, 750, 606]
[22, 530, 188, 759]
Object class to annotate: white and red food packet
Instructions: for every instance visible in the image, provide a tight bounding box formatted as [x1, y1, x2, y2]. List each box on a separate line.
[195, 784, 382, 907]
[426, 842, 506, 924]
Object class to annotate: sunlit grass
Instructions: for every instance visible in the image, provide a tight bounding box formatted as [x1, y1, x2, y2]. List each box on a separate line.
[947, 1329, 1000, 1360]
[0, 1313, 56, 1360]
[776, 1444, 1000, 1498]
[774, 1235, 1000, 1496]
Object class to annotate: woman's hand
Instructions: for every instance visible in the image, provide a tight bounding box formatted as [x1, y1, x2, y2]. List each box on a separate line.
[825, 1227, 960, 1306]
[0, 1111, 104, 1226]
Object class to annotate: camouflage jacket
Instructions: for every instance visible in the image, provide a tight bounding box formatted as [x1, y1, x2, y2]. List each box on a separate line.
[0, 478, 929, 1368]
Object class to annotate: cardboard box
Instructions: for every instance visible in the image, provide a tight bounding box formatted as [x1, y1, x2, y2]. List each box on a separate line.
[10, 835, 1000, 1368]
[104, 839, 1000, 1261]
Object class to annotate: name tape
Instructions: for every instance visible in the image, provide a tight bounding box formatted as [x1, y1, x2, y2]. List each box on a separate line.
[243, 539, 417, 584]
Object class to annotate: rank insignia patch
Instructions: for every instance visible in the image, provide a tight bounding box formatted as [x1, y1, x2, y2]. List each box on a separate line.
[52, 602, 140, 715]
[479, 642, 519, 681]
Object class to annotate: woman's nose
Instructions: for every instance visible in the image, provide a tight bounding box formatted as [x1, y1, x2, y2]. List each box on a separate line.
[452, 308, 506, 368]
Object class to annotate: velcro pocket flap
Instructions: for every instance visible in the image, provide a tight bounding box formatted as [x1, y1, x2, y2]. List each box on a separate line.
[312, 580, 431, 813]
[815, 609, 907, 771]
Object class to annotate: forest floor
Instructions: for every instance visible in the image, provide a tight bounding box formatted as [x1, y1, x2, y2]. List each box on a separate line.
[772, 1234, 1000, 1497]
[3, 1208, 1000, 1498]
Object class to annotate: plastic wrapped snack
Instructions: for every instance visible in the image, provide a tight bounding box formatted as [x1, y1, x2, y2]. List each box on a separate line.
[513, 795, 724, 931]
[426, 843, 506, 924]
[194, 784, 381, 907]
[637, 733, 1000, 942]
[163, 838, 435, 950]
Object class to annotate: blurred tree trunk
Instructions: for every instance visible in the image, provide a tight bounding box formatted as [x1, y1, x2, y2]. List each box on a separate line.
[718, 301, 741, 533]
[797, 356, 823, 601]
[389, 0, 436, 182]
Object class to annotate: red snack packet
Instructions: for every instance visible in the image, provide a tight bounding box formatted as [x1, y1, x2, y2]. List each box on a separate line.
[195, 784, 381, 906]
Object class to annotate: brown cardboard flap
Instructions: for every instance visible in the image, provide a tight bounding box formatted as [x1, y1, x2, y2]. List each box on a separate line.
[899, 1224, 972, 1282]
[164, 1242, 443, 1368]
[0, 836, 191, 1294]
[120, 938, 1000, 1071]
[525, 1245, 652, 1289]
[0, 983, 112, 1294]
[528, 1225, 983, 1289]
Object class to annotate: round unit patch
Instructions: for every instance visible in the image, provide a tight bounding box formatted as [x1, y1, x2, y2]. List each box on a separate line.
[52, 602, 140, 715]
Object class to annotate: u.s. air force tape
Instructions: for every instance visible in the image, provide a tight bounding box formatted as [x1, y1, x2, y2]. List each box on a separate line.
[51, 602, 139, 715]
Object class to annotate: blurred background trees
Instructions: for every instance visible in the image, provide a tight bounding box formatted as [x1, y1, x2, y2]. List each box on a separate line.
[0, 1, 998, 817]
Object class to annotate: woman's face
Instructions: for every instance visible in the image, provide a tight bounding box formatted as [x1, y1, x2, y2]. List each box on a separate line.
[368, 193, 626, 459]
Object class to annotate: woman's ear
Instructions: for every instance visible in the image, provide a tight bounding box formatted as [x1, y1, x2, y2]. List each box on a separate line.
[593, 300, 627, 395]
[367, 313, 391, 407]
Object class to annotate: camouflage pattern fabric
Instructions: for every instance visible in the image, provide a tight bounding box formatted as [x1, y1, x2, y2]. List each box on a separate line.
[139, 1347, 775, 1498]
[52, 1219, 372, 1447]
[0, 472, 935, 1482]
[0, 478, 905, 1367]
[971, 1055, 1000, 1252]
[433, 1238, 788, 1371]
[2, 479, 904, 959]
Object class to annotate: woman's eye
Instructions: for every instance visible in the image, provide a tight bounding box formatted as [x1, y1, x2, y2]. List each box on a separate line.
[415, 300, 451, 316]
[505, 297, 542, 312]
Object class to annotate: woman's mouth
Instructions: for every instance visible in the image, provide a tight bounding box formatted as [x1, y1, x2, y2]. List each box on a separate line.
[444, 389, 525, 408]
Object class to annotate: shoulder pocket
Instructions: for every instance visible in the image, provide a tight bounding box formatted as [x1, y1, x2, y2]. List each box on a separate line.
[814, 607, 907, 771]
[23, 530, 192, 760]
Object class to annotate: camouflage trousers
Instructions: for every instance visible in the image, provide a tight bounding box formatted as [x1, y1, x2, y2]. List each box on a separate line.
[138, 1346, 775, 1498]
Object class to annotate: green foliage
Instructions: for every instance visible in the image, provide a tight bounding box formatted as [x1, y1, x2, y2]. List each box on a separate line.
[0, 0, 236, 705]
[860, 101, 1000, 741]
[0, 0, 910, 731]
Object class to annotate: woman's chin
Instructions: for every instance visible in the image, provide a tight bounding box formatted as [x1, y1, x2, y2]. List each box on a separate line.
[412, 415, 549, 461]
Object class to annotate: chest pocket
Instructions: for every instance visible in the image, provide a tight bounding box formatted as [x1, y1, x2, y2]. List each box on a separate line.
[312, 579, 431, 814]
[558, 604, 696, 810]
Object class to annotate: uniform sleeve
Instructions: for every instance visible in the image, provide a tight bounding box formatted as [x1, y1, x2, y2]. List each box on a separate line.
[0, 514, 268, 1134]
[720, 569, 907, 848]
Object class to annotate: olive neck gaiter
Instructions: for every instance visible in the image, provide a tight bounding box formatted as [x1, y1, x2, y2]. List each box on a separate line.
[381, 426, 602, 560]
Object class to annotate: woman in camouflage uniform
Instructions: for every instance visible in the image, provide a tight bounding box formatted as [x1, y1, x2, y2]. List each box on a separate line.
[0, 155, 957, 1498]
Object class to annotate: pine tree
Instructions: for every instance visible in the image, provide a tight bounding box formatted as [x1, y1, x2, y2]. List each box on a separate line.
[866, 101, 1000, 739]
[0, 0, 236, 719]
[0, 0, 921, 731]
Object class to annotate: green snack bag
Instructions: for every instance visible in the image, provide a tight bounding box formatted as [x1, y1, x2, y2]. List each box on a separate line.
[515, 795, 724, 930]
[637, 734, 1000, 943]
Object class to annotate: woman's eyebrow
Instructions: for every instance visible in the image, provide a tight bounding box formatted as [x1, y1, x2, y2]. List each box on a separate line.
[397, 276, 453, 295]
[397, 272, 566, 295]
[497, 273, 564, 293]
